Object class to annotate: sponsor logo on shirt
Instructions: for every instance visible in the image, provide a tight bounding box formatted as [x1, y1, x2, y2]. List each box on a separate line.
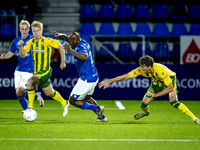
[33, 49, 44, 53]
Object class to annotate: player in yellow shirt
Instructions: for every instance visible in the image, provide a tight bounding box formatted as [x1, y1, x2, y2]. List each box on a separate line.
[99, 55, 200, 124]
[19, 21, 69, 116]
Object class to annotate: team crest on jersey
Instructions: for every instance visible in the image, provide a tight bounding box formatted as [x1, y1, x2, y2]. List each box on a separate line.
[132, 71, 136, 75]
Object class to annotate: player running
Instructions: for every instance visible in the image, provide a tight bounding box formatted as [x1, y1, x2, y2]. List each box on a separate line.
[19, 21, 69, 116]
[99, 55, 200, 124]
[0, 20, 44, 111]
[51, 31, 107, 122]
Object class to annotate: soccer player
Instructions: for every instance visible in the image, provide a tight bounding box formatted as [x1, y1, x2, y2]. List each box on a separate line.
[51, 31, 107, 122]
[0, 20, 44, 111]
[19, 21, 69, 116]
[99, 55, 200, 124]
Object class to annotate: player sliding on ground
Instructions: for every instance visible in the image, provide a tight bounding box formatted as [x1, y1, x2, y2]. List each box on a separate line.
[19, 21, 69, 116]
[99, 55, 200, 124]
[51, 31, 107, 122]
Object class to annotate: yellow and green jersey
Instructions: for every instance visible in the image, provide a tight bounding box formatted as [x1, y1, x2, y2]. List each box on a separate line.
[128, 63, 176, 87]
[24, 36, 60, 76]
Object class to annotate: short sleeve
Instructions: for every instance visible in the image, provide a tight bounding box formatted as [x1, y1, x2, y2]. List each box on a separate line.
[128, 67, 143, 78]
[9, 39, 16, 53]
[47, 38, 60, 49]
[23, 39, 32, 53]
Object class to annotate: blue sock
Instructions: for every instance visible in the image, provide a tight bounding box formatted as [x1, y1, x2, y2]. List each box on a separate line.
[24, 90, 38, 100]
[81, 101, 98, 111]
[17, 94, 28, 110]
[93, 104, 98, 114]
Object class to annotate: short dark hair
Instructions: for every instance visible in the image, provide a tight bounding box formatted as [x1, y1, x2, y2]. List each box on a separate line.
[139, 55, 154, 67]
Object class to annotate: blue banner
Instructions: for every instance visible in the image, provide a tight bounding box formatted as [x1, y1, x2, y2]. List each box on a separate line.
[0, 63, 199, 100]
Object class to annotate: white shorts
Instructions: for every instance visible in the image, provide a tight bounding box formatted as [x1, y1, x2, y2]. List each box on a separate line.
[14, 70, 33, 89]
[70, 78, 99, 100]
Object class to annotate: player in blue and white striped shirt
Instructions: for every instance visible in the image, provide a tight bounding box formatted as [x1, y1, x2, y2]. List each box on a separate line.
[0, 20, 44, 111]
[51, 31, 107, 122]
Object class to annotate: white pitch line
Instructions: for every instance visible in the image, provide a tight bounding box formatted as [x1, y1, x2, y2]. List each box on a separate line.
[115, 100, 125, 110]
[0, 138, 199, 142]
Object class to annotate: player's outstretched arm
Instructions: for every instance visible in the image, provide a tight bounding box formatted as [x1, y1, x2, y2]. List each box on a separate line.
[50, 31, 69, 42]
[19, 39, 27, 57]
[58, 43, 66, 70]
[0, 51, 14, 59]
[99, 74, 130, 89]
[63, 44, 88, 61]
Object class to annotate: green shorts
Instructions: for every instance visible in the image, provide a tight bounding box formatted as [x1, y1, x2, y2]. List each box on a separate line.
[38, 70, 52, 88]
[145, 75, 177, 98]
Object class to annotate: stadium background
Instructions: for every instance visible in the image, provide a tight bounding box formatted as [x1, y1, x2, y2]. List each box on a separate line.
[0, 0, 200, 100]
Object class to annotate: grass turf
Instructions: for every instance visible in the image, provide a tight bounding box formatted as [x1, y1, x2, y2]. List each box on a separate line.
[0, 100, 200, 150]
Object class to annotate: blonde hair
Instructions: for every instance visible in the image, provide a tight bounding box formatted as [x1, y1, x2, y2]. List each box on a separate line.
[31, 21, 43, 30]
[19, 20, 30, 28]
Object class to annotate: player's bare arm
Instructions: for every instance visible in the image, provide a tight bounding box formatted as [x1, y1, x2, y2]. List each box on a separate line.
[63, 43, 88, 61]
[0, 51, 14, 59]
[99, 74, 130, 89]
[146, 83, 173, 98]
[57, 43, 66, 70]
[50, 31, 69, 41]
[19, 39, 27, 57]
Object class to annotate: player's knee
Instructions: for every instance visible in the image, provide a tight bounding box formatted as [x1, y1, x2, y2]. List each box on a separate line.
[16, 87, 26, 97]
[170, 100, 180, 108]
[27, 76, 40, 87]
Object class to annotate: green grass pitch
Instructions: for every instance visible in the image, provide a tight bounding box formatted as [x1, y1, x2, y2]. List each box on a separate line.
[0, 100, 200, 150]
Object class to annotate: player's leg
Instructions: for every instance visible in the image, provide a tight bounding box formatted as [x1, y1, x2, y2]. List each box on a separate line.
[134, 83, 155, 120]
[42, 84, 67, 106]
[16, 87, 28, 110]
[69, 78, 105, 119]
[26, 75, 40, 109]
[134, 95, 152, 120]
[169, 75, 200, 123]
[24, 90, 43, 107]
[42, 84, 69, 116]
[169, 90, 200, 123]
[14, 71, 28, 110]
[84, 88, 107, 122]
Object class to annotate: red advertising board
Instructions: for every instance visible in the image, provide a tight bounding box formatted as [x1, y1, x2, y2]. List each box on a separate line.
[180, 36, 200, 64]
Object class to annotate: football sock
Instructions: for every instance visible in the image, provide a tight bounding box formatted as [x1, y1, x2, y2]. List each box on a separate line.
[178, 103, 196, 120]
[81, 101, 98, 111]
[141, 101, 149, 114]
[51, 90, 66, 106]
[28, 88, 35, 109]
[17, 94, 28, 110]
[90, 104, 105, 118]
[25, 90, 38, 100]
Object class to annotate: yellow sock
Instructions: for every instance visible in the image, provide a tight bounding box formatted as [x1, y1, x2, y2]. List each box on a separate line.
[141, 101, 149, 114]
[51, 91, 66, 107]
[178, 103, 196, 120]
[28, 88, 35, 109]
[142, 105, 149, 114]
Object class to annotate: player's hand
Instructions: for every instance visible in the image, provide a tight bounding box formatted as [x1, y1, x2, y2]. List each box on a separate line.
[0, 54, 5, 59]
[19, 39, 24, 46]
[50, 31, 59, 37]
[63, 44, 71, 53]
[50, 31, 68, 41]
[60, 62, 66, 70]
[98, 80, 110, 89]
[146, 92, 156, 99]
